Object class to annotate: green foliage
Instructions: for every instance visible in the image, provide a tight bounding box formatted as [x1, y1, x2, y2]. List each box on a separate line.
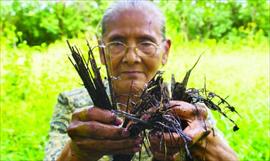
[1, 38, 269, 161]
[1, 0, 269, 46]
[1, 39, 81, 160]
[0, 0, 269, 161]
[1, 0, 110, 46]
[161, 0, 269, 42]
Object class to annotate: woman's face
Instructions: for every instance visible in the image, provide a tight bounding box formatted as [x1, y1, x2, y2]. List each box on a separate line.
[102, 9, 171, 96]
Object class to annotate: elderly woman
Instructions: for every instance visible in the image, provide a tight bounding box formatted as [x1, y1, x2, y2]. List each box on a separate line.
[45, 1, 238, 161]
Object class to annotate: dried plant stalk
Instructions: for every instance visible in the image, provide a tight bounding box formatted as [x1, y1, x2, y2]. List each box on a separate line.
[67, 40, 116, 110]
[67, 42, 239, 161]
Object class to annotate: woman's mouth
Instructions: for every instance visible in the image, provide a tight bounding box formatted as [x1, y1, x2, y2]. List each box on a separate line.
[120, 71, 144, 78]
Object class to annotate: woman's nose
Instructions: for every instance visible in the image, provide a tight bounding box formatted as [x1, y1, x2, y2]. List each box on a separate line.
[122, 47, 141, 65]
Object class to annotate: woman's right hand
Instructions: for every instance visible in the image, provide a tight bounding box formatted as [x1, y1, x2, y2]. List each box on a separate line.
[66, 107, 142, 161]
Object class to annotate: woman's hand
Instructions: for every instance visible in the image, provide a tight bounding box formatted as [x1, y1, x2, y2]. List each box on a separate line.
[149, 101, 238, 161]
[59, 107, 142, 161]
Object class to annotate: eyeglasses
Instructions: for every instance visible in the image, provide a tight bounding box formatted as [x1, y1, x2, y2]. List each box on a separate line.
[102, 41, 161, 57]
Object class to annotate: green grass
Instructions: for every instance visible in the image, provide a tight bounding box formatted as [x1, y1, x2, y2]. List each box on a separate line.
[1, 38, 269, 161]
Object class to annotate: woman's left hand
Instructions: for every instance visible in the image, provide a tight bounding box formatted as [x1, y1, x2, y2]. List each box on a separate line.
[148, 100, 238, 161]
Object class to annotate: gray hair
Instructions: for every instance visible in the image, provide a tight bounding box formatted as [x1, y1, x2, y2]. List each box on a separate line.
[101, 0, 166, 39]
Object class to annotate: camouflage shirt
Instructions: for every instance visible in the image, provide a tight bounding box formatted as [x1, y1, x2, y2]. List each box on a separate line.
[44, 87, 216, 161]
[44, 88, 94, 161]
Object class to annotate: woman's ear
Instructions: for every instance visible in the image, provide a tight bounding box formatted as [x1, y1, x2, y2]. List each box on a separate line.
[162, 39, 171, 65]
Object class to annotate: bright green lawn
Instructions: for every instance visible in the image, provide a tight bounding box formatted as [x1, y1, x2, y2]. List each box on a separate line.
[1, 39, 269, 160]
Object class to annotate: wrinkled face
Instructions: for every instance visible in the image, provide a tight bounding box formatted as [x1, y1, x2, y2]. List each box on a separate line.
[101, 9, 170, 96]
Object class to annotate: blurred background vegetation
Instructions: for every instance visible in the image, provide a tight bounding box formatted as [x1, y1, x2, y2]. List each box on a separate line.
[0, 0, 269, 160]
[1, 0, 269, 46]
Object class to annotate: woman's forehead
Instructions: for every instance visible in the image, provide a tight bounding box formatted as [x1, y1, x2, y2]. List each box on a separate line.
[103, 9, 163, 40]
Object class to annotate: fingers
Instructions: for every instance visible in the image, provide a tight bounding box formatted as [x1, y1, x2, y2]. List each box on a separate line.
[150, 145, 179, 156]
[149, 132, 184, 148]
[67, 121, 130, 139]
[149, 120, 211, 155]
[149, 130, 209, 161]
[149, 132, 181, 161]
[169, 101, 211, 145]
[72, 107, 122, 125]
[152, 151, 176, 161]
[68, 107, 141, 157]
[148, 101, 211, 160]
[73, 137, 143, 155]
[170, 101, 208, 121]
[183, 120, 211, 145]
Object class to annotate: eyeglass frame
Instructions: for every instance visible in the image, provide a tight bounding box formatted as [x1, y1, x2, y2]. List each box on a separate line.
[99, 40, 164, 57]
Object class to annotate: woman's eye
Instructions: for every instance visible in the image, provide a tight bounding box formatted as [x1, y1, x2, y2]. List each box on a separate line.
[108, 42, 125, 54]
[111, 42, 124, 47]
[140, 42, 153, 47]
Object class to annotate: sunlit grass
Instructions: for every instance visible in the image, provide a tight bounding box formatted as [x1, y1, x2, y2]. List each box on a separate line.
[1, 38, 269, 161]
